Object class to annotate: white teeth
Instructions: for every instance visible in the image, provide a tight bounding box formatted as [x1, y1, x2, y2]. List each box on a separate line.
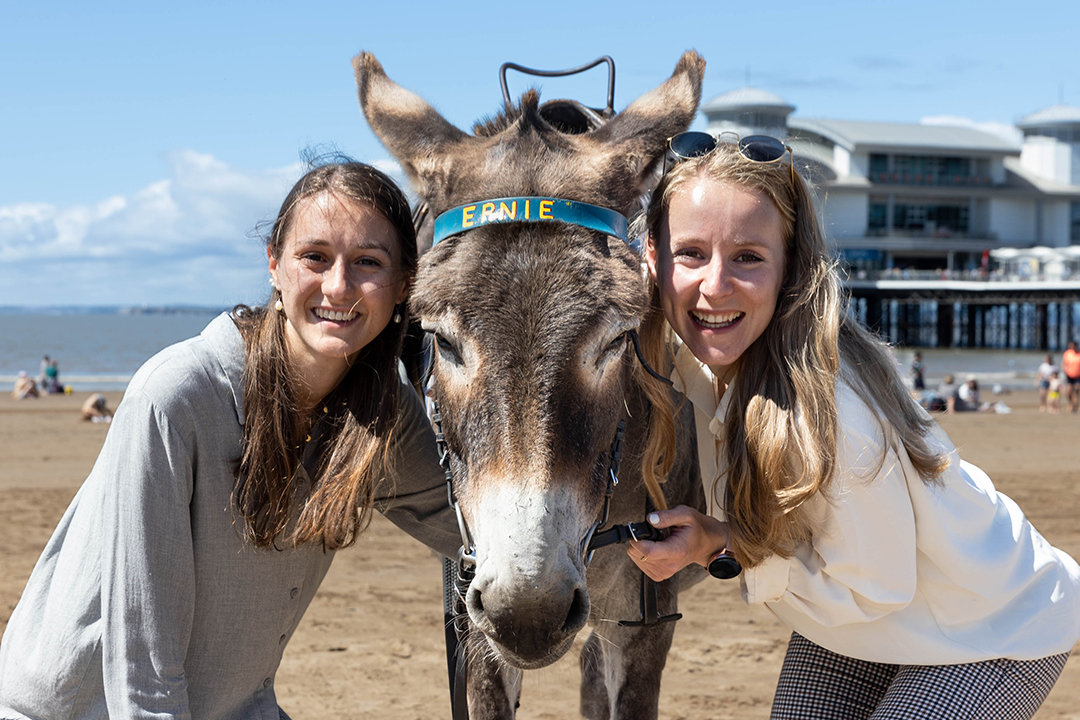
[314, 308, 359, 322]
[693, 310, 743, 327]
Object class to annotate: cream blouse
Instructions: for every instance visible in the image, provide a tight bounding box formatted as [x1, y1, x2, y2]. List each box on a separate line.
[671, 346, 1080, 664]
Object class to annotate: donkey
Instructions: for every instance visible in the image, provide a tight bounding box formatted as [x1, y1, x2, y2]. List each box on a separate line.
[355, 51, 708, 720]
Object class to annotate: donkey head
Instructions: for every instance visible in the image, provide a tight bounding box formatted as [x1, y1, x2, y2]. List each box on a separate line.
[355, 51, 704, 668]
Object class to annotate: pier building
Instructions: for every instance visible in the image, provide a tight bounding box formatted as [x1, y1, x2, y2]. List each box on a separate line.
[700, 89, 1080, 349]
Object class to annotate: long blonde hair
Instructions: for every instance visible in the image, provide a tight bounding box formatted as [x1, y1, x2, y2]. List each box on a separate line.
[636, 144, 948, 567]
[232, 161, 418, 550]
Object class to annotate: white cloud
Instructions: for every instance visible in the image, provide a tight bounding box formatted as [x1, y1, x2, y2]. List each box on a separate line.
[0, 153, 421, 308]
[0, 152, 305, 307]
[920, 115, 1023, 146]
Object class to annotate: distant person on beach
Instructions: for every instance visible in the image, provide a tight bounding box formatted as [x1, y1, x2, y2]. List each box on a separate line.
[37, 355, 50, 387]
[1063, 340, 1080, 413]
[628, 140, 1079, 718]
[42, 357, 61, 394]
[80, 393, 113, 422]
[1048, 371, 1064, 414]
[0, 161, 459, 720]
[937, 373, 961, 413]
[12, 371, 39, 400]
[1036, 353, 1058, 412]
[956, 376, 997, 413]
[910, 351, 925, 390]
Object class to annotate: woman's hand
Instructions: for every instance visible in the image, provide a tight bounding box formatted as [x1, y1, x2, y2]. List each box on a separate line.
[627, 505, 732, 581]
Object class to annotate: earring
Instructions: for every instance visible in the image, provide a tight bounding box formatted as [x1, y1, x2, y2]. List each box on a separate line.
[274, 297, 284, 313]
[393, 307, 402, 324]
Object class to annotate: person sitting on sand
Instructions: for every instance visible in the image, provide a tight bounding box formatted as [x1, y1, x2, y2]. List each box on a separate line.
[12, 372, 39, 400]
[936, 374, 961, 413]
[80, 393, 113, 422]
[955, 376, 992, 412]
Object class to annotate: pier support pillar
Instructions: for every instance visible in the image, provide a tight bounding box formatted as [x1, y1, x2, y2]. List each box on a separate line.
[864, 295, 883, 338]
[1006, 304, 1013, 349]
[1068, 303, 1076, 345]
[1036, 304, 1048, 350]
[937, 303, 953, 348]
[966, 303, 977, 348]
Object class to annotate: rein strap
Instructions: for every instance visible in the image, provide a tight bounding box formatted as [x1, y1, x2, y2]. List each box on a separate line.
[433, 196, 628, 245]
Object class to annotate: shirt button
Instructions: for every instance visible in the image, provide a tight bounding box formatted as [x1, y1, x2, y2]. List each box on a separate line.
[290, 587, 299, 599]
[263, 677, 272, 688]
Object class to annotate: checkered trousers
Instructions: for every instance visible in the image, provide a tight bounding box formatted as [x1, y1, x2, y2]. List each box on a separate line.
[770, 632, 1069, 720]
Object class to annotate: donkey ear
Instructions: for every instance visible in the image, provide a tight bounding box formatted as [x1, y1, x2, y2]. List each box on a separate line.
[353, 52, 471, 198]
[590, 50, 706, 187]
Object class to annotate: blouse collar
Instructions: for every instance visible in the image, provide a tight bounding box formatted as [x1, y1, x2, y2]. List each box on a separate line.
[670, 342, 736, 437]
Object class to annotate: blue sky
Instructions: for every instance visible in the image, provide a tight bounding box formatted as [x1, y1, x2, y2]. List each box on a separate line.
[2, 0, 1077, 307]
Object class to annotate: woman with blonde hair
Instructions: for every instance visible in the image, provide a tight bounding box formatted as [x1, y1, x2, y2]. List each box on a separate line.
[0, 161, 458, 720]
[628, 133, 1080, 718]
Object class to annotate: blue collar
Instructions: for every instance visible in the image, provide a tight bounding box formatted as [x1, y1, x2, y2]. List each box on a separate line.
[432, 196, 628, 245]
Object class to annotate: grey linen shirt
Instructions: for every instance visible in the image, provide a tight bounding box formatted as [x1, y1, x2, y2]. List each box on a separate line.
[0, 313, 461, 720]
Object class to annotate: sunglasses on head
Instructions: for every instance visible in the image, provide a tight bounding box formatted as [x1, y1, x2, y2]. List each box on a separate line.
[664, 131, 795, 184]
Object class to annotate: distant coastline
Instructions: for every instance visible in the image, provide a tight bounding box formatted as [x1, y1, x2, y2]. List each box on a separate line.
[0, 306, 226, 316]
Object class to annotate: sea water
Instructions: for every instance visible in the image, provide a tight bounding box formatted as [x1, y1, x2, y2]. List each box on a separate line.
[0, 311, 1068, 393]
[1, 312, 223, 391]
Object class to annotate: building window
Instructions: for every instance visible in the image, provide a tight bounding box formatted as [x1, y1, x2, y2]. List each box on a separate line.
[868, 198, 888, 233]
[941, 157, 971, 178]
[1072, 202, 1080, 244]
[732, 111, 786, 129]
[893, 200, 970, 236]
[870, 154, 888, 181]
[882, 154, 974, 185]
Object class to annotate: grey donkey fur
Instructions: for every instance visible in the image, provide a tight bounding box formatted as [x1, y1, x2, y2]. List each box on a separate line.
[354, 51, 709, 720]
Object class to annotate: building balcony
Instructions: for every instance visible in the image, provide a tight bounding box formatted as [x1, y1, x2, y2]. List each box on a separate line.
[870, 172, 994, 186]
[843, 267, 1080, 283]
[865, 228, 998, 241]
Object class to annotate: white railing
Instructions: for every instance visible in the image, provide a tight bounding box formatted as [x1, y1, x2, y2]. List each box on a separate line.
[844, 268, 1080, 283]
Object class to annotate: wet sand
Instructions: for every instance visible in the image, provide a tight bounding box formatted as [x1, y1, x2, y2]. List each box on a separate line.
[2, 389, 1078, 719]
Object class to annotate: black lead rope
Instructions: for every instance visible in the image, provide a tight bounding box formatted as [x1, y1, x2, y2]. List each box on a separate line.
[586, 512, 682, 627]
[627, 329, 674, 386]
[442, 552, 471, 720]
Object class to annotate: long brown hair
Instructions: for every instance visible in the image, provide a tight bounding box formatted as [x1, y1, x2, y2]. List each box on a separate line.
[636, 144, 948, 567]
[232, 161, 418, 549]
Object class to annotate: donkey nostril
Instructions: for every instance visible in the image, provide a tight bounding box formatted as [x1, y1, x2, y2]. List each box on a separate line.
[561, 586, 590, 634]
[466, 583, 495, 636]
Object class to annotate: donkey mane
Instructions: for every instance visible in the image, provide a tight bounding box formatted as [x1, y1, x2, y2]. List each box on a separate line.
[472, 90, 538, 137]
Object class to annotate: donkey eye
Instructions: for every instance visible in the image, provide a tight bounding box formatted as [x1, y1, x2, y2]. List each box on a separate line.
[596, 332, 628, 368]
[605, 333, 628, 354]
[434, 333, 463, 365]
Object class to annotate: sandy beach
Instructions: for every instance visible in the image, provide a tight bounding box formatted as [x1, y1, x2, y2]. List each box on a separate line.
[2, 388, 1078, 719]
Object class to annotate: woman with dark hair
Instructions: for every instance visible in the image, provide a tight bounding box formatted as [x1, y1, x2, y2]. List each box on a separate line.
[628, 134, 1080, 718]
[0, 162, 459, 719]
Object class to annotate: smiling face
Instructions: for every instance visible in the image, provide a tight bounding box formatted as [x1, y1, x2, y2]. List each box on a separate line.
[647, 176, 787, 375]
[268, 190, 408, 400]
